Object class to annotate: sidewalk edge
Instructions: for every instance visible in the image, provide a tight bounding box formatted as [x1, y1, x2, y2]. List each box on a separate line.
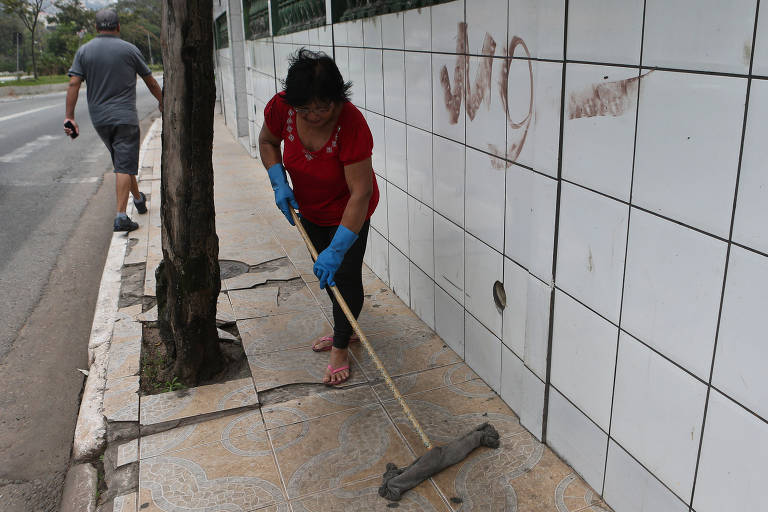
[71, 117, 161, 463]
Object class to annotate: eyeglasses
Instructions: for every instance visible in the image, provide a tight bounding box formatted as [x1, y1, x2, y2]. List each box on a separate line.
[294, 103, 333, 115]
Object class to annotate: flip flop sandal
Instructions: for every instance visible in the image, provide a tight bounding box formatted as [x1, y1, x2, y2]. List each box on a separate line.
[325, 364, 351, 386]
[311, 335, 360, 352]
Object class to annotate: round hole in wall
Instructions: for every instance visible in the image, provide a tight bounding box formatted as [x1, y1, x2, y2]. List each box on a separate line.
[493, 281, 506, 310]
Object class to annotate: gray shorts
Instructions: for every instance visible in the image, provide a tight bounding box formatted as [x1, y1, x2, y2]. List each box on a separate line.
[94, 124, 140, 175]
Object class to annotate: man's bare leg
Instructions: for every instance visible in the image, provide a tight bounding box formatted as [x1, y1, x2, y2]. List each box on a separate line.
[115, 172, 132, 214]
[129, 174, 141, 201]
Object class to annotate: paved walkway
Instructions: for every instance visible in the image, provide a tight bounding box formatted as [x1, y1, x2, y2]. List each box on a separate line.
[108, 114, 612, 512]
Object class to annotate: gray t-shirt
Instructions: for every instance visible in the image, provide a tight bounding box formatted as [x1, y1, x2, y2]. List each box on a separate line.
[68, 35, 151, 127]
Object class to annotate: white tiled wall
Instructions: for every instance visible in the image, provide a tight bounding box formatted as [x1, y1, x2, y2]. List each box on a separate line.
[219, 1, 768, 510]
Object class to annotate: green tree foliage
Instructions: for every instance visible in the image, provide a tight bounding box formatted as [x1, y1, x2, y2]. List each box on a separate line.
[115, 0, 161, 67]
[39, 0, 94, 74]
[0, 0, 46, 78]
[0, 12, 27, 72]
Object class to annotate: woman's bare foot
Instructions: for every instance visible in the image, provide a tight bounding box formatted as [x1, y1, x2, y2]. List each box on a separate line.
[323, 347, 350, 385]
[311, 335, 334, 352]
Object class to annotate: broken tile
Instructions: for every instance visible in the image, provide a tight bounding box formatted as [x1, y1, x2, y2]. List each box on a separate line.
[112, 491, 137, 512]
[140, 409, 264, 459]
[262, 385, 379, 430]
[248, 347, 368, 391]
[140, 377, 258, 426]
[117, 439, 138, 467]
[228, 280, 319, 319]
[239, 310, 332, 355]
[223, 257, 300, 290]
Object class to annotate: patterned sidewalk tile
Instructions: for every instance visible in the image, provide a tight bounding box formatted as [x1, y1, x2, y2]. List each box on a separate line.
[106, 335, 141, 380]
[371, 363, 479, 402]
[262, 384, 379, 430]
[306, 280, 333, 309]
[430, 433, 611, 512]
[113, 491, 137, 512]
[277, 237, 315, 277]
[103, 376, 140, 423]
[356, 303, 427, 335]
[382, 379, 524, 457]
[289, 477, 451, 511]
[268, 404, 415, 500]
[350, 328, 462, 381]
[240, 310, 332, 355]
[117, 439, 139, 467]
[138, 429, 288, 512]
[140, 409, 264, 459]
[229, 281, 320, 320]
[224, 257, 300, 291]
[140, 377, 258, 426]
[248, 347, 368, 391]
[113, 305, 142, 339]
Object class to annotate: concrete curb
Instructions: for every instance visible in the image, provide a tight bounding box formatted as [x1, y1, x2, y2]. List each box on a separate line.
[64, 118, 161, 504]
[59, 463, 98, 512]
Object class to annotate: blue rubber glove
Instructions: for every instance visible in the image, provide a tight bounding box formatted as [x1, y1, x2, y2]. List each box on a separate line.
[267, 163, 299, 225]
[314, 225, 358, 289]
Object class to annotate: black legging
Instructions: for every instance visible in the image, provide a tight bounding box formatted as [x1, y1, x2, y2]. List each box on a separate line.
[301, 217, 370, 349]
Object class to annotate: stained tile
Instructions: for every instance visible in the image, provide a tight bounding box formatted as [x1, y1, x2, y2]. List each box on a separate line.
[270, 404, 414, 499]
[117, 439, 138, 467]
[138, 431, 287, 512]
[140, 377, 259, 426]
[433, 53, 466, 144]
[140, 409, 264, 459]
[290, 477, 450, 511]
[371, 362, 478, 402]
[262, 385, 379, 430]
[383, 379, 523, 457]
[248, 347, 368, 391]
[113, 492, 137, 512]
[106, 335, 141, 380]
[643, 0, 757, 73]
[228, 280, 318, 320]
[240, 310, 332, 355]
[103, 376, 139, 423]
[350, 327, 461, 381]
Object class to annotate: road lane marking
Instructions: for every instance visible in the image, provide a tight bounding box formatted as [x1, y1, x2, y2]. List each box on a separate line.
[0, 134, 60, 163]
[0, 103, 59, 123]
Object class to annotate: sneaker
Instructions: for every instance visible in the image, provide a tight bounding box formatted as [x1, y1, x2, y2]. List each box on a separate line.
[134, 192, 147, 214]
[114, 215, 139, 232]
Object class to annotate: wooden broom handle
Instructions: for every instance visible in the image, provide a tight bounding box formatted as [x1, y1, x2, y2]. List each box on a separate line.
[290, 209, 433, 449]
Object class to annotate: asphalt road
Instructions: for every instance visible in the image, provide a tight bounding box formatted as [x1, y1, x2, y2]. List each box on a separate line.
[0, 81, 161, 511]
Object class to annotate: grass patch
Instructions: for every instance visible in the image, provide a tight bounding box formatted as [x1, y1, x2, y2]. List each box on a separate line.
[0, 74, 70, 87]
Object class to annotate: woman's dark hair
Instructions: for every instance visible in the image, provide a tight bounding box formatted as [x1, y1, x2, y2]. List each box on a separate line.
[282, 48, 352, 106]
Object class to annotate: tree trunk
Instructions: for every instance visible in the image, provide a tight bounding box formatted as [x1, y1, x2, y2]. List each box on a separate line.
[157, 0, 223, 384]
[30, 24, 37, 79]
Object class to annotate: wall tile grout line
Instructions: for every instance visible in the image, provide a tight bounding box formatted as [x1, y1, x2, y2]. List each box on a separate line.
[541, 0, 570, 446]
[688, 1, 762, 509]
[602, 0, 648, 496]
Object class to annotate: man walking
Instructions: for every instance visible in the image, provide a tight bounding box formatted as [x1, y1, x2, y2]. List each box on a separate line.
[64, 8, 163, 232]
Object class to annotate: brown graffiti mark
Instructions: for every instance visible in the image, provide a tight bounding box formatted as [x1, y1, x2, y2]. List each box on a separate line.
[465, 33, 496, 120]
[439, 23, 499, 123]
[500, 36, 534, 163]
[439, 23, 534, 166]
[567, 71, 652, 120]
[439, 22, 467, 124]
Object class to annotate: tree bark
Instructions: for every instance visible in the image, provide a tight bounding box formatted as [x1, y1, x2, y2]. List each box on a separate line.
[157, 0, 223, 384]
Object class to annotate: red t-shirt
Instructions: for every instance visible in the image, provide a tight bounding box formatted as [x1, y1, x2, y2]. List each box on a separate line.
[264, 93, 379, 226]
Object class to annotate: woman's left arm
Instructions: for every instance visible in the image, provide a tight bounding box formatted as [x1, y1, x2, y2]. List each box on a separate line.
[340, 157, 374, 233]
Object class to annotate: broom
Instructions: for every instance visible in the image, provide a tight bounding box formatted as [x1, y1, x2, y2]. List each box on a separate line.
[290, 209, 500, 501]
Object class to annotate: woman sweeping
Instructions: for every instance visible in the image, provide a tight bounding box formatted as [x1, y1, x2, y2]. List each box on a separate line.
[258, 49, 379, 386]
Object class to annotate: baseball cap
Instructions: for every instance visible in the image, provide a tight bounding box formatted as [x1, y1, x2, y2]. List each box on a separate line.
[95, 9, 119, 30]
